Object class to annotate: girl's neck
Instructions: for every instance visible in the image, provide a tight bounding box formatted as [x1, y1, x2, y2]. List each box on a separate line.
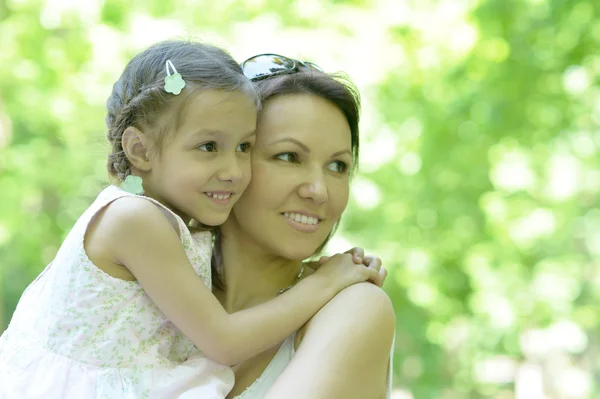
[214, 221, 303, 313]
[142, 185, 193, 226]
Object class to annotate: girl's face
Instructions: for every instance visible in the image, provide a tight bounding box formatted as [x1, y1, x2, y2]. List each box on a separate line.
[146, 89, 257, 226]
[228, 93, 352, 260]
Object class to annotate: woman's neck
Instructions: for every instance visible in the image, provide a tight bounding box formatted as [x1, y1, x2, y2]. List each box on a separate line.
[215, 223, 303, 313]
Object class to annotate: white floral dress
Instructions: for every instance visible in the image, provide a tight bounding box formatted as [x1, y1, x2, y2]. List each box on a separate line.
[0, 186, 234, 399]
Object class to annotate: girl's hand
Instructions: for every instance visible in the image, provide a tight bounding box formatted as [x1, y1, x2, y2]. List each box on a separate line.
[313, 252, 382, 292]
[317, 247, 387, 287]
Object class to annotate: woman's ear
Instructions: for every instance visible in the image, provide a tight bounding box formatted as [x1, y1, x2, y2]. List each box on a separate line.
[122, 126, 152, 172]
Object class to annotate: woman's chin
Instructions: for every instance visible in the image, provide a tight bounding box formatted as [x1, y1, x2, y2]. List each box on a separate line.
[279, 247, 320, 262]
[274, 236, 332, 261]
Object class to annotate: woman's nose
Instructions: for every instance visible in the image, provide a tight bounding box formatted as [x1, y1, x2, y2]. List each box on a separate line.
[298, 169, 328, 204]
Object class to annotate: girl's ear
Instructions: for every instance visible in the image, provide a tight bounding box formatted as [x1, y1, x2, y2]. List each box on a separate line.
[122, 127, 152, 172]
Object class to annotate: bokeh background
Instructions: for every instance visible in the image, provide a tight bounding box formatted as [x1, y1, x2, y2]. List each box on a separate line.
[1, 0, 599, 398]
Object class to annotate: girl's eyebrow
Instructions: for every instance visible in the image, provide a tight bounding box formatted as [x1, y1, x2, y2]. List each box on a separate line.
[242, 130, 257, 139]
[191, 129, 256, 138]
[269, 137, 351, 157]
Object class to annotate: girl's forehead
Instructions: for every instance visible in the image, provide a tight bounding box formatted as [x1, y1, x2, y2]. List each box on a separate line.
[183, 89, 257, 115]
[170, 89, 257, 139]
[175, 88, 251, 118]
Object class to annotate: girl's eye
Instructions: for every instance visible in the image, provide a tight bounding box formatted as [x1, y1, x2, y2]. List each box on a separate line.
[275, 152, 299, 163]
[327, 160, 348, 173]
[236, 142, 252, 153]
[198, 142, 217, 152]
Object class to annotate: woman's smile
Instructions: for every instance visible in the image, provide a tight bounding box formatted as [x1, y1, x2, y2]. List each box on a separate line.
[282, 211, 322, 233]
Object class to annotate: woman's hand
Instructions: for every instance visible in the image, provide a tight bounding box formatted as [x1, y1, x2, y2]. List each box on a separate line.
[316, 247, 387, 287]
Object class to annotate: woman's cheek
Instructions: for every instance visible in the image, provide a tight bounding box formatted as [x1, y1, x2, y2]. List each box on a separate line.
[330, 179, 350, 210]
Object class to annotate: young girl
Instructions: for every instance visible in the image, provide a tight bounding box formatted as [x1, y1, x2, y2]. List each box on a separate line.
[0, 40, 380, 398]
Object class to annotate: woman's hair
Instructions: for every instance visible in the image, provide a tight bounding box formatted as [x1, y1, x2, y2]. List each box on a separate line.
[212, 68, 361, 289]
[106, 40, 259, 181]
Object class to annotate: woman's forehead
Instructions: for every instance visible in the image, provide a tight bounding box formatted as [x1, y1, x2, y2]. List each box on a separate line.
[257, 94, 351, 142]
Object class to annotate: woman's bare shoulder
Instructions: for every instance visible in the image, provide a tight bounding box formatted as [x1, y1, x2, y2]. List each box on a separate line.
[295, 282, 395, 349]
[269, 283, 394, 399]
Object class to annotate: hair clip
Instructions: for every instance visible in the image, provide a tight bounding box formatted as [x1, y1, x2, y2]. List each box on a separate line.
[164, 59, 185, 95]
[121, 175, 145, 195]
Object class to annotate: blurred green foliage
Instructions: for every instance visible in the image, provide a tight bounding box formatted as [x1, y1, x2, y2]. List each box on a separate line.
[1, 0, 599, 398]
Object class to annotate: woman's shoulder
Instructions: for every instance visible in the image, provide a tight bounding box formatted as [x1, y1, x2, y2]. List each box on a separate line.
[312, 282, 394, 324]
[295, 283, 395, 349]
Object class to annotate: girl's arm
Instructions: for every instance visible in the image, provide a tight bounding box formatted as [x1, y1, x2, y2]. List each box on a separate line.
[93, 197, 378, 366]
[264, 282, 395, 399]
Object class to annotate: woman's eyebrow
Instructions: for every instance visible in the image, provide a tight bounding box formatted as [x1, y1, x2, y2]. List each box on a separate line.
[270, 137, 310, 152]
[331, 149, 352, 157]
[270, 137, 351, 157]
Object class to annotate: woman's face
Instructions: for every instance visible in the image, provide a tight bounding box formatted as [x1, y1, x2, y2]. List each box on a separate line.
[229, 93, 353, 260]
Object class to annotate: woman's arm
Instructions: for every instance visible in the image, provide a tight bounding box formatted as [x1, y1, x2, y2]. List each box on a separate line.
[264, 282, 395, 399]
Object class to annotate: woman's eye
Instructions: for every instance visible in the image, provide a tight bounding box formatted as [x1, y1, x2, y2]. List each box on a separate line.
[275, 152, 299, 163]
[236, 142, 252, 153]
[198, 142, 217, 152]
[327, 160, 348, 173]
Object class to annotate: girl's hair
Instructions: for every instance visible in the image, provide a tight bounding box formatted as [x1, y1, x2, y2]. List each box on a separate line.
[106, 40, 259, 181]
[212, 68, 361, 289]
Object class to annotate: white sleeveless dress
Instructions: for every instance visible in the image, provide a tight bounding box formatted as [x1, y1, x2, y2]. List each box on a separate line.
[0, 186, 234, 399]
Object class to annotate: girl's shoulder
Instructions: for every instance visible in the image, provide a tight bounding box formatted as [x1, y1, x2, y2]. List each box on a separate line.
[86, 193, 184, 257]
[84, 186, 212, 285]
[92, 186, 184, 237]
[83, 191, 180, 280]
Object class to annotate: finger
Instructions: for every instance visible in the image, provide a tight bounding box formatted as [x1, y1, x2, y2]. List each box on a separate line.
[371, 268, 387, 287]
[370, 268, 387, 287]
[303, 260, 321, 272]
[345, 247, 364, 264]
[363, 256, 382, 272]
[318, 256, 331, 265]
[362, 265, 381, 285]
[379, 268, 388, 286]
[345, 247, 364, 258]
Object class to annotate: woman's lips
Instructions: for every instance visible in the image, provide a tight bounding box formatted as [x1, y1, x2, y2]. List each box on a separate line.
[282, 211, 322, 232]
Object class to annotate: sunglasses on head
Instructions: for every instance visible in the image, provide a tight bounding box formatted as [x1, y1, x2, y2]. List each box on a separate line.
[241, 53, 323, 81]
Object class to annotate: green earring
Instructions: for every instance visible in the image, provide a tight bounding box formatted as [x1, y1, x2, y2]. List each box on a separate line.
[121, 175, 144, 195]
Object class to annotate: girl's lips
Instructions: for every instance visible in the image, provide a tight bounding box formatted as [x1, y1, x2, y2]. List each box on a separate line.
[205, 192, 233, 205]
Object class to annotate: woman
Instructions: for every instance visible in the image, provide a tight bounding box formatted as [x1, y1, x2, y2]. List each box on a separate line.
[213, 54, 395, 398]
